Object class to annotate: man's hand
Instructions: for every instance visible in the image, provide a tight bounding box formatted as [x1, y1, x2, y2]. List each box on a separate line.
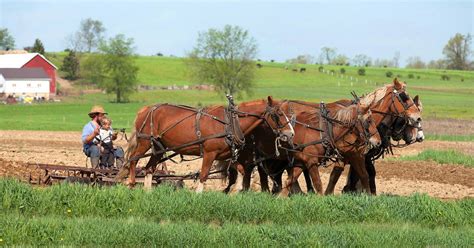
[84, 124, 100, 144]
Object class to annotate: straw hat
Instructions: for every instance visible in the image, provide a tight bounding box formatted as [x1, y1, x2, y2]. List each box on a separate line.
[88, 105, 107, 117]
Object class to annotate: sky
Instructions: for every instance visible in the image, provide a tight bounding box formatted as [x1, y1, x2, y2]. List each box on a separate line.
[1, 0, 473, 65]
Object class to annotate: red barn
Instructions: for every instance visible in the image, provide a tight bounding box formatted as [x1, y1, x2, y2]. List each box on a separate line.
[0, 53, 57, 94]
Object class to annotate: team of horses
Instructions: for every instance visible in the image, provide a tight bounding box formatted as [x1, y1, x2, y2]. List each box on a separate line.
[117, 78, 424, 195]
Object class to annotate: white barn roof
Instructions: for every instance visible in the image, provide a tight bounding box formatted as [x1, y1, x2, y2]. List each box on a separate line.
[0, 53, 58, 69]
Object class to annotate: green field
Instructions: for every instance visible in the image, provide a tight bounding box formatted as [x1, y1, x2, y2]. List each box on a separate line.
[1, 179, 472, 246]
[398, 149, 474, 168]
[1, 54, 473, 131]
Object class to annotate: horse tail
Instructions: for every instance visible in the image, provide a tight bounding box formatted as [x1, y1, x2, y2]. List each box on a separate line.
[115, 116, 139, 181]
[125, 124, 137, 163]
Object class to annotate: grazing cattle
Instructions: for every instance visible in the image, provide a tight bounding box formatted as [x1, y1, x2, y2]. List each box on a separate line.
[300, 68, 306, 73]
[256, 63, 263, 68]
[292, 68, 298, 72]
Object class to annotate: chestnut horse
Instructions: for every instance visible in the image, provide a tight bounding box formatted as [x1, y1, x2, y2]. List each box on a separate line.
[324, 79, 424, 195]
[280, 101, 381, 195]
[330, 95, 424, 195]
[268, 78, 423, 195]
[118, 96, 294, 192]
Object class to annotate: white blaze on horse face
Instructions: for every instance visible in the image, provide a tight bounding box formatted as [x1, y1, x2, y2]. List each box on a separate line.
[282, 113, 295, 139]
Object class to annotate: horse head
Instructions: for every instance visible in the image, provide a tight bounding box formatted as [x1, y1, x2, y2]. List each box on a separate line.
[391, 94, 424, 144]
[357, 104, 382, 151]
[264, 96, 295, 143]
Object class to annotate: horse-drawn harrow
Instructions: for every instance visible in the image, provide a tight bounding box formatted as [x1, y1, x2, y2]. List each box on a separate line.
[27, 162, 225, 188]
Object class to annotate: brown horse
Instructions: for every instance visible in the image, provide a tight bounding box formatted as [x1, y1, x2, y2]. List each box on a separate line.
[118, 96, 294, 192]
[281, 101, 381, 195]
[324, 79, 424, 195]
[227, 79, 422, 195]
[329, 96, 424, 195]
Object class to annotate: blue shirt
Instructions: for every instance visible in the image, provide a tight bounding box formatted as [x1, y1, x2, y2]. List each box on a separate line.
[82, 121, 97, 149]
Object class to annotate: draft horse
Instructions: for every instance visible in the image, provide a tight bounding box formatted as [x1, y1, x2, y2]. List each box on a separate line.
[328, 80, 424, 195]
[117, 96, 294, 192]
[281, 101, 382, 195]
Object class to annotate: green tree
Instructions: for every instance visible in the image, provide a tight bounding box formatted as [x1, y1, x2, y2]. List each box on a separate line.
[0, 28, 15, 50]
[31, 38, 45, 55]
[61, 50, 80, 80]
[81, 54, 105, 84]
[187, 25, 258, 96]
[98, 34, 138, 103]
[443, 33, 472, 70]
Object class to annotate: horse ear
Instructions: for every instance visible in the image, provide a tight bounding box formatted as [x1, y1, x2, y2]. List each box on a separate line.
[393, 77, 402, 90]
[267, 96, 274, 106]
[413, 95, 420, 106]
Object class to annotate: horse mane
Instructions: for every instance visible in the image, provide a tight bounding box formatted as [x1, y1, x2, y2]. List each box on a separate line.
[359, 84, 391, 106]
[238, 99, 267, 107]
[332, 104, 357, 124]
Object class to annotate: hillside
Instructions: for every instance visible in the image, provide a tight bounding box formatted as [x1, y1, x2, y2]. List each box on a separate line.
[0, 54, 473, 131]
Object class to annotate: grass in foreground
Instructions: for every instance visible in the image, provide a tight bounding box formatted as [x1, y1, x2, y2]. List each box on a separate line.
[1, 179, 472, 226]
[1, 179, 472, 247]
[399, 149, 474, 168]
[1, 214, 472, 247]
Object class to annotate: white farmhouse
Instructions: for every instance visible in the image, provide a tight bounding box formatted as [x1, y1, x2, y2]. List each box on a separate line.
[0, 68, 51, 99]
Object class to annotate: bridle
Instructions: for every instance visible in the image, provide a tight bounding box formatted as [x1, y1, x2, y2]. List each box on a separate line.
[262, 103, 295, 138]
[370, 89, 422, 135]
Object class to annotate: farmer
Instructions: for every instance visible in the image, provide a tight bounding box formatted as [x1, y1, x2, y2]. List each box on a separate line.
[81, 105, 124, 168]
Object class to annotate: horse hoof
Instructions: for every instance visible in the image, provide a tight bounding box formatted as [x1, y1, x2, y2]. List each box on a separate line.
[195, 182, 204, 193]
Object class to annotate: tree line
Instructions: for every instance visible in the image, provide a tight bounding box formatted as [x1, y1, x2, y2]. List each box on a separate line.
[288, 34, 473, 71]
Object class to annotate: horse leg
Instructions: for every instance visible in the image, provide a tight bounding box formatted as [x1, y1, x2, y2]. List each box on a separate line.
[196, 151, 218, 193]
[271, 165, 283, 194]
[290, 165, 304, 195]
[342, 165, 359, 193]
[303, 167, 314, 193]
[223, 165, 237, 194]
[366, 158, 377, 195]
[325, 162, 345, 195]
[350, 156, 371, 194]
[242, 164, 254, 191]
[257, 165, 270, 193]
[281, 166, 302, 196]
[307, 163, 323, 195]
